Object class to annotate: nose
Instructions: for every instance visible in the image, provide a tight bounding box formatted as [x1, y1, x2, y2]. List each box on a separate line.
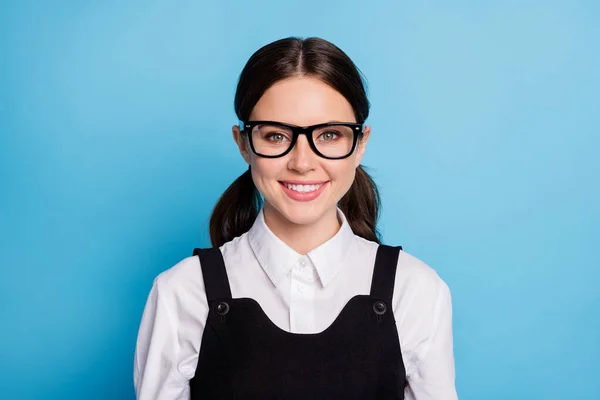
[287, 134, 316, 173]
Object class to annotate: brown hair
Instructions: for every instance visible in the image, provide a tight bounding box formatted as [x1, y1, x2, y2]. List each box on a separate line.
[209, 37, 381, 247]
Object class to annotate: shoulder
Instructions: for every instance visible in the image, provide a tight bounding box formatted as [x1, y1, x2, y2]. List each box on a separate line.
[155, 254, 201, 289]
[392, 248, 452, 321]
[352, 236, 450, 299]
[151, 234, 247, 300]
[355, 236, 448, 286]
[149, 254, 206, 311]
[396, 249, 450, 296]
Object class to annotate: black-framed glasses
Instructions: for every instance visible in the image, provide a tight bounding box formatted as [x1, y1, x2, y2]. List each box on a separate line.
[240, 120, 364, 159]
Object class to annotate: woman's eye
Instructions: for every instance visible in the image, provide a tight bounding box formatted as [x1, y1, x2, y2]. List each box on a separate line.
[265, 133, 288, 143]
[319, 131, 339, 141]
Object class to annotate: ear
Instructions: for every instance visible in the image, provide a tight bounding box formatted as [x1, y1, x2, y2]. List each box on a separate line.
[232, 125, 251, 164]
[354, 125, 371, 167]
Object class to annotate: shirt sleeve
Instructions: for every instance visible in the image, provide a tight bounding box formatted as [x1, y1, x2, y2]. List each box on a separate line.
[134, 279, 190, 400]
[405, 281, 458, 400]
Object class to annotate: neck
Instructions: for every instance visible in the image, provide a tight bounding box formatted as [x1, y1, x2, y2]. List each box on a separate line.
[263, 204, 341, 255]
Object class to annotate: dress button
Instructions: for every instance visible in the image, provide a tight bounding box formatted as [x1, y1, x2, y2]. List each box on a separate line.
[373, 301, 387, 315]
[215, 301, 230, 316]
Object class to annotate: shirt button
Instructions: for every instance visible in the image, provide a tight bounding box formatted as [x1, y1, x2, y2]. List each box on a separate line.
[299, 258, 307, 267]
[297, 283, 305, 292]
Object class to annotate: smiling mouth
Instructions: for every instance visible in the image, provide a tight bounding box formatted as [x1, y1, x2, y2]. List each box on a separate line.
[279, 181, 326, 193]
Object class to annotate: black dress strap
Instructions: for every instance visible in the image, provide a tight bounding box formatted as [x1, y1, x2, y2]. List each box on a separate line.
[193, 247, 232, 301]
[369, 245, 402, 303]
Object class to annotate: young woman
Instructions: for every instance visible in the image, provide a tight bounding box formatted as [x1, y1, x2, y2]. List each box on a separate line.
[134, 37, 457, 400]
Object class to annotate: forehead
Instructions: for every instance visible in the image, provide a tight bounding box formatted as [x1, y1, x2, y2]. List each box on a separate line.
[249, 76, 356, 125]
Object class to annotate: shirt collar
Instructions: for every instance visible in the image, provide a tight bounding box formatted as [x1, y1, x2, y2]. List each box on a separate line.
[247, 208, 356, 288]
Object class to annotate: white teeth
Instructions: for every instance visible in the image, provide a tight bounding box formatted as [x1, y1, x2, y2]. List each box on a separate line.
[284, 183, 323, 192]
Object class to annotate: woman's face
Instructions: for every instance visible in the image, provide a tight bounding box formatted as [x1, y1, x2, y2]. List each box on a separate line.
[232, 76, 370, 228]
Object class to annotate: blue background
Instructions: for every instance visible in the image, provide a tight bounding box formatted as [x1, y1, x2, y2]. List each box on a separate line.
[1, 1, 599, 399]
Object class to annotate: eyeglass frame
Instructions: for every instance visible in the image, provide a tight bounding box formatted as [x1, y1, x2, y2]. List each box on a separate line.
[239, 120, 364, 160]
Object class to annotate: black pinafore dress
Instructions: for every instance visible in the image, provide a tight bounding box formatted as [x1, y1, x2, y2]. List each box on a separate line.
[189, 244, 406, 399]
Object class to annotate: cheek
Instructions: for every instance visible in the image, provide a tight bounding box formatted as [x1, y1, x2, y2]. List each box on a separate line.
[250, 158, 284, 187]
[327, 160, 357, 189]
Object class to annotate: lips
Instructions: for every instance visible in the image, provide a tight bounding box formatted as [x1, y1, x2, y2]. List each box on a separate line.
[279, 180, 329, 202]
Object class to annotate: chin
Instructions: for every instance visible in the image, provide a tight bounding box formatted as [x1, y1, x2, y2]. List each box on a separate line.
[269, 201, 330, 227]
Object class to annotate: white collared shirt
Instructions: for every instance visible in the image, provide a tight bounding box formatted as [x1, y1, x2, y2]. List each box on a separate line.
[134, 209, 458, 399]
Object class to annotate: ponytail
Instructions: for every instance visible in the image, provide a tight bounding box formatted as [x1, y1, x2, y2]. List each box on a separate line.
[209, 167, 262, 247]
[338, 165, 381, 244]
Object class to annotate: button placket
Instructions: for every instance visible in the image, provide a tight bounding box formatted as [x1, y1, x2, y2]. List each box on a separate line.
[289, 269, 316, 333]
